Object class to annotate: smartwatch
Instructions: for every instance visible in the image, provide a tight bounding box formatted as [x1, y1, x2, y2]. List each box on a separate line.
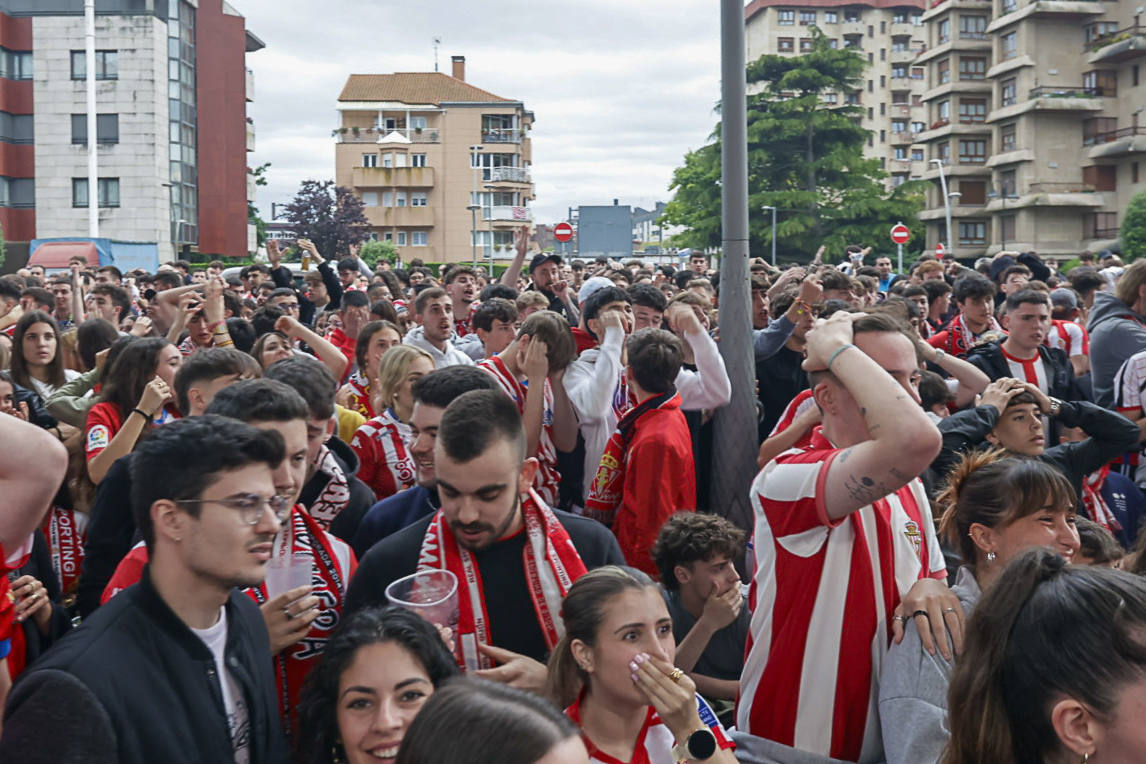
[671, 728, 718, 762]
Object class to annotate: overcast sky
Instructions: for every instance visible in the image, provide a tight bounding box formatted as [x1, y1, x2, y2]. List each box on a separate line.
[238, 0, 722, 226]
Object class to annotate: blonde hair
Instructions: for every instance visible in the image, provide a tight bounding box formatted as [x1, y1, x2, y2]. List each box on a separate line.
[375, 345, 433, 412]
[1115, 259, 1146, 306]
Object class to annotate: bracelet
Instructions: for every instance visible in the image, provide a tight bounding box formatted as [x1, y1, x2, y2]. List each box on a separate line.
[208, 320, 226, 332]
[827, 344, 856, 371]
[132, 408, 153, 420]
[214, 337, 234, 348]
[792, 299, 810, 316]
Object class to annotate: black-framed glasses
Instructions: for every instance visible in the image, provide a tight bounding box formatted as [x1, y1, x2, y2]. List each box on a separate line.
[175, 493, 291, 526]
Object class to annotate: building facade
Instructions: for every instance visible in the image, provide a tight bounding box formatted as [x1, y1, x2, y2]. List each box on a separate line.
[0, 0, 260, 260]
[916, 0, 1146, 257]
[745, 0, 931, 188]
[335, 56, 535, 265]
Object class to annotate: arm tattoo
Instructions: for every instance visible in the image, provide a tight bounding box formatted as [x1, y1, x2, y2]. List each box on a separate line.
[843, 473, 890, 505]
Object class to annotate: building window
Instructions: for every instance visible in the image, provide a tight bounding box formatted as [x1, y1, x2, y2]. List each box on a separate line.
[778, 9, 795, 24]
[1, 49, 32, 81]
[959, 139, 987, 164]
[911, 67, 925, 80]
[892, 174, 908, 187]
[70, 50, 116, 80]
[892, 118, 908, 132]
[799, 10, 816, 24]
[412, 231, 428, 246]
[958, 221, 986, 245]
[938, 142, 951, 162]
[938, 18, 950, 44]
[892, 35, 912, 52]
[912, 121, 926, 133]
[1083, 70, 1117, 96]
[893, 10, 911, 23]
[1085, 21, 1119, 43]
[824, 10, 838, 23]
[778, 37, 794, 52]
[410, 116, 427, 130]
[1001, 0, 1017, 12]
[960, 15, 987, 39]
[361, 191, 378, 206]
[382, 154, 393, 168]
[383, 232, 392, 242]
[960, 180, 987, 205]
[1085, 211, 1118, 238]
[800, 38, 814, 52]
[1083, 164, 1117, 191]
[396, 231, 407, 247]
[362, 153, 378, 168]
[411, 153, 427, 167]
[167, 0, 197, 246]
[892, 91, 909, 104]
[959, 98, 987, 123]
[892, 64, 908, 79]
[937, 59, 950, 84]
[1134, 162, 1140, 184]
[845, 9, 861, 22]
[71, 114, 119, 144]
[1084, 117, 1118, 145]
[0, 177, 33, 208]
[959, 57, 986, 80]
[846, 91, 860, 105]
[827, 38, 838, 49]
[382, 191, 393, 207]
[72, 177, 120, 208]
[1001, 78, 1017, 107]
[1001, 32, 1017, 60]
[1000, 122, 1017, 152]
[999, 168, 1017, 196]
[912, 148, 925, 161]
[937, 100, 950, 124]
[395, 192, 407, 207]
[894, 146, 908, 159]
[411, 192, 428, 207]
[1000, 215, 1016, 243]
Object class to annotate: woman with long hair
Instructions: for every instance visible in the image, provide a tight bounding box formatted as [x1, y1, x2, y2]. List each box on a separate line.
[944, 547, 1146, 763]
[9, 311, 78, 399]
[84, 337, 182, 484]
[348, 345, 432, 501]
[295, 606, 458, 764]
[249, 314, 349, 381]
[340, 320, 403, 419]
[547, 566, 736, 764]
[879, 450, 1080, 764]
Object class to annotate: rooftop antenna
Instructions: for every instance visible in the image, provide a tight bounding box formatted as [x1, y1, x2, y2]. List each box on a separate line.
[433, 36, 441, 72]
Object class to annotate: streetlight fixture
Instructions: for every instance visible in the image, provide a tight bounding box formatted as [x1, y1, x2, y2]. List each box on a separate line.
[761, 205, 777, 266]
[468, 144, 483, 268]
[930, 158, 953, 258]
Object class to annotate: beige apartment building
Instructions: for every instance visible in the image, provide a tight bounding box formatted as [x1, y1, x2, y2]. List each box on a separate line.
[916, 0, 1146, 257]
[745, 0, 931, 188]
[335, 56, 534, 264]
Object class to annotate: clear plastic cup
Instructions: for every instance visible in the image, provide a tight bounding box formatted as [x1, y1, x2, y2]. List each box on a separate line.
[386, 570, 461, 658]
[264, 553, 312, 597]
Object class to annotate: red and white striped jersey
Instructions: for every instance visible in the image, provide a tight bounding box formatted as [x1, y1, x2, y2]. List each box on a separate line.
[738, 428, 946, 763]
[768, 389, 816, 444]
[1001, 346, 1049, 393]
[1045, 319, 1089, 358]
[1113, 350, 1146, 485]
[478, 355, 561, 506]
[567, 693, 733, 764]
[349, 410, 416, 501]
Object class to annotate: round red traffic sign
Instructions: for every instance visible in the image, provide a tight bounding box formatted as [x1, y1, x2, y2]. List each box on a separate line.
[890, 223, 911, 244]
[935, 242, 946, 258]
[554, 222, 574, 243]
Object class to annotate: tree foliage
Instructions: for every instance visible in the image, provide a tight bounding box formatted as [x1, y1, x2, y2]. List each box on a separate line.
[662, 29, 925, 264]
[247, 162, 271, 251]
[359, 239, 398, 267]
[282, 180, 370, 261]
[1122, 189, 1146, 260]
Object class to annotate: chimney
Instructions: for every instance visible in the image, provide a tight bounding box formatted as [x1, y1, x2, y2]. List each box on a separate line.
[451, 55, 465, 81]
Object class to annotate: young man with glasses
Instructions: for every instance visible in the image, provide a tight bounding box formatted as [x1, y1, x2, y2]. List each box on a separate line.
[0, 415, 289, 762]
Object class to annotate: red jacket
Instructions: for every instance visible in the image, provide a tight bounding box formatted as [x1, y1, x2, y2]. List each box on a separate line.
[613, 396, 696, 575]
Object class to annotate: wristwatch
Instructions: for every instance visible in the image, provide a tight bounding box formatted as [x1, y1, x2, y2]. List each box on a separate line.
[671, 728, 718, 762]
[1047, 397, 1062, 417]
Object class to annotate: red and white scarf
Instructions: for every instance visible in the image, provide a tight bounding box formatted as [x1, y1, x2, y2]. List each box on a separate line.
[307, 444, 351, 530]
[585, 389, 679, 527]
[416, 489, 587, 671]
[1082, 467, 1122, 534]
[344, 370, 376, 419]
[944, 313, 1004, 356]
[42, 506, 88, 596]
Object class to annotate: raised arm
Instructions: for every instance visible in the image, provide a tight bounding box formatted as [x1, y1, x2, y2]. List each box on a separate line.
[669, 306, 730, 411]
[810, 314, 942, 521]
[275, 314, 348, 381]
[564, 319, 625, 424]
[499, 225, 530, 287]
[87, 378, 170, 485]
[918, 341, 990, 408]
[519, 335, 549, 460]
[69, 264, 87, 324]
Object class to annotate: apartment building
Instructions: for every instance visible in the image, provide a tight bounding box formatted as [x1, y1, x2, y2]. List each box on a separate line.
[0, 0, 261, 260]
[916, 0, 1146, 257]
[335, 56, 535, 264]
[745, 0, 931, 188]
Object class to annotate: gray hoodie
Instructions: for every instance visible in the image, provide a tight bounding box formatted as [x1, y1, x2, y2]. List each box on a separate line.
[878, 567, 981, 764]
[401, 325, 475, 369]
[1088, 290, 1146, 407]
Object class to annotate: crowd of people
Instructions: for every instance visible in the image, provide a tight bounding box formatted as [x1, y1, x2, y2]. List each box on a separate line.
[0, 232, 1143, 763]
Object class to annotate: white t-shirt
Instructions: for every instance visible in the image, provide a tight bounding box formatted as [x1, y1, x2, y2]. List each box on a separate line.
[191, 608, 251, 764]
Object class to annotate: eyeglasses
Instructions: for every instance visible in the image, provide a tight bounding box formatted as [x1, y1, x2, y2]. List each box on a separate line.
[175, 493, 291, 526]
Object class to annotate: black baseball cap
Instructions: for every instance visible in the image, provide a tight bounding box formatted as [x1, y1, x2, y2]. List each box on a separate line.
[529, 253, 562, 273]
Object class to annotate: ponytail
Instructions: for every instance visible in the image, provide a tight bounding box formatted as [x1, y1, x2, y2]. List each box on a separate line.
[545, 633, 585, 708]
[943, 548, 1146, 763]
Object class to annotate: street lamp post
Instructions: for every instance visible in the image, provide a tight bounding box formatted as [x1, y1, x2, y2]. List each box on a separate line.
[761, 205, 777, 266]
[468, 144, 483, 268]
[931, 158, 953, 258]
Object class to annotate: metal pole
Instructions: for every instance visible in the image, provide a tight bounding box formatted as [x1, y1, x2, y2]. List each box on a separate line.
[933, 159, 952, 257]
[771, 205, 777, 266]
[897, 242, 903, 274]
[710, 0, 756, 533]
[85, 0, 98, 237]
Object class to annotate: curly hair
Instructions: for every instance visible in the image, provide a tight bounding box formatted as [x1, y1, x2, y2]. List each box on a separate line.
[652, 512, 746, 591]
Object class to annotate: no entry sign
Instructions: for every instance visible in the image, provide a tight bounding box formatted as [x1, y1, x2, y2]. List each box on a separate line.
[554, 222, 574, 243]
[890, 223, 911, 244]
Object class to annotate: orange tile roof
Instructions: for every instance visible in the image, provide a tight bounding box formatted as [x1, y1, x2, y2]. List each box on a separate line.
[338, 72, 516, 105]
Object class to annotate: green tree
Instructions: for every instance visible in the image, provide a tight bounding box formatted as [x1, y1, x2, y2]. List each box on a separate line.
[1121, 189, 1146, 260]
[248, 162, 271, 251]
[662, 28, 925, 263]
[282, 179, 370, 261]
[359, 239, 397, 267]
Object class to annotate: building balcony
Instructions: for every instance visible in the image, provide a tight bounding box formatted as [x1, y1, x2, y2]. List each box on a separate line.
[363, 206, 435, 228]
[840, 20, 866, 36]
[986, 148, 1036, 166]
[914, 120, 992, 143]
[1002, 181, 1107, 208]
[1087, 25, 1146, 63]
[917, 38, 990, 63]
[890, 48, 923, 64]
[921, 79, 993, 102]
[921, 163, 991, 180]
[988, 0, 1105, 31]
[889, 22, 920, 36]
[247, 173, 257, 203]
[487, 166, 532, 185]
[486, 205, 532, 224]
[245, 68, 254, 102]
[923, 0, 991, 22]
[246, 123, 255, 152]
[352, 166, 435, 188]
[1028, 85, 1107, 110]
[335, 128, 441, 144]
[1086, 126, 1146, 158]
[890, 131, 917, 145]
[481, 129, 522, 144]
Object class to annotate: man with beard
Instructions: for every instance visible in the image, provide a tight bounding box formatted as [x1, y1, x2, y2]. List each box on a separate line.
[402, 287, 474, 368]
[344, 390, 623, 689]
[527, 253, 579, 324]
[444, 266, 480, 337]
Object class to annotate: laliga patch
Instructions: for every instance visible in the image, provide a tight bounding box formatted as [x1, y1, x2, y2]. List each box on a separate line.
[86, 424, 110, 453]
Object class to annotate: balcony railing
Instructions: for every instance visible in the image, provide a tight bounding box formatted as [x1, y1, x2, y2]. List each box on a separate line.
[1028, 181, 1097, 193]
[1085, 125, 1146, 145]
[1028, 86, 1103, 99]
[482, 129, 522, 144]
[488, 166, 531, 183]
[960, 31, 988, 39]
[1087, 24, 1144, 50]
[335, 128, 441, 143]
[486, 205, 532, 222]
[1088, 226, 1120, 238]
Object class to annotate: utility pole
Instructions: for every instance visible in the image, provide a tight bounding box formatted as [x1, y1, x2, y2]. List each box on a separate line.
[710, 0, 756, 533]
[85, 0, 98, 237]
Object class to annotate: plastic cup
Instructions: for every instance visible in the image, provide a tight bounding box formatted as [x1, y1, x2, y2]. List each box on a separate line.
[386, 570, 461, 657]
[265, 553, 312, 597]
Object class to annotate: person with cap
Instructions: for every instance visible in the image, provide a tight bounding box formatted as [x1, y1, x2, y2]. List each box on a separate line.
[1047, 288, 1090, 378]
[527, 252, 579, 325]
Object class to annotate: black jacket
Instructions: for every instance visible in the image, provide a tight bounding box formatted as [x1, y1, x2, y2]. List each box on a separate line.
[0, 567, 287, 764]
[932, 400, 1140, 502]
[300, 436, 373, 546]
[270, 261, 342, 325]
[77, 454, 136, 617]
[965, 341, 1082, 402]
